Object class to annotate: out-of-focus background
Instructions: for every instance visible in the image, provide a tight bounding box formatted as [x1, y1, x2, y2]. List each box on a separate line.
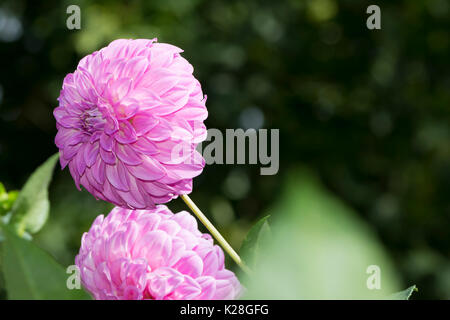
[0, 0, 449, 299]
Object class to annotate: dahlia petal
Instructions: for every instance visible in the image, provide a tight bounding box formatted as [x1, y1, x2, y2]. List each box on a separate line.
[104, 116, 119, 135]
[129, 187, 151, 210]
[176, 105, 208, 121]
[115, 121, 137, 144]
[55, 128, 82, 148]
[93, 263, 112, 292]
[104, 39, 129, 59]
[163, 152, 205, 179]
[62, 82, 82, 103]
[142, 181, 173, 197]
[116, 189, 146, 209]
[115, 143, 142, 166]
[171, 211, 198, 232]
[132, 114, 158, 135]
[92, 157, 106, 185]
[158, 220, 181, 236]
[162, 87, 190, 107]
[53, 107, 69, 123]
[195, 276, 216, 300]
[124, 261, 148, 289]
[213, 279, 236, 300]
[136, 214, 161, 233]
[102, 180, 126, 207]
[169, 275, 202, 300]
[216, 246, 225, 273]
[85, 167, 103, 191]
[84, 142, 100, 167]
[100, 133, 114, 151]
[122, 57, 148, 82]
[149, 51, 174, 69]
[131, 137, 159, 156]
[68, 161, 81, 190]
[153, 139, 192, 165]
[75, 144, 87, 176]
[145, 194, 174, 204]
[137, 180, 156, 208]
[145, 118, 172, 141]
[126, 157, 166, 181]
[201, 250, 220, 276]
[91, 54, 109, 75]
[176, 75, 198, 93]
[173, 252, 203, 278]
[67, 132, 88, 146]
[100, 148, 116, 165]
[145, 102, 185, 117]
[133, 230, 171, 270]
[193, 122, 208, 143]
[59, 152, 69, 169]
[63, 143, 82, 160]
[74, 69, 97, 102]
[165, 238, 186, 267]
[106, 161, 130, 192]
[116, 103, 139, 120]
[170, 57, 194, 74]
[139, 67, 172, 86]
[123, 286, 142, 300]
[123, 221, 139, 254]
[105, 232, 126, 262]
[148, 268, 184, 299]
[152, 76, 180, 96]
[126, 88, 162, 107]
[107, 259, 126, 286]
[89, 131, 102, 143]
[108, 77, 133, 103]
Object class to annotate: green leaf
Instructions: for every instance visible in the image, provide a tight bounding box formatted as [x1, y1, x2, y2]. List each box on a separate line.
[388, 285, 418, 300]
[0, 184, 18, 217]
[242, 168, 401, 299]
[240, 215, 271, 269]
[9, 154, 59, 235]
[0, 224, 90, 300]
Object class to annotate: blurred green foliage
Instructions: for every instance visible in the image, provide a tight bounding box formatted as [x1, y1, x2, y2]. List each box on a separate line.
[0, 0, 449, 299]
[0, 183, 18, 216]
[242, 169, 401, 299]
[1, 224, 89, 299]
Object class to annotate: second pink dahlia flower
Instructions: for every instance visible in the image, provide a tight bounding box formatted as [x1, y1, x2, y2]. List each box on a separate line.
[76, 205, 242, 300]
[54, 39, 207, 209]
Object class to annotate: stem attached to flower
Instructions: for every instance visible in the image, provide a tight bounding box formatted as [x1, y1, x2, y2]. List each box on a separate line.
[181, 194, 250, 274]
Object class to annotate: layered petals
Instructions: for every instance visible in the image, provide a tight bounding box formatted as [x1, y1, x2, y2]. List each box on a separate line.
[75, 206, 242, 300]
[54, 39, 208, 209]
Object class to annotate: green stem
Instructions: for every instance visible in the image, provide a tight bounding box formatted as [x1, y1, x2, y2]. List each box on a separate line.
[181, 194, 250, 274]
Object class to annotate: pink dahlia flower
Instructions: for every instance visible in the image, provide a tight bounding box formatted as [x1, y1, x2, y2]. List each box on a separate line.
[54, 39, 207, 209]
[76, 205, 242, 300]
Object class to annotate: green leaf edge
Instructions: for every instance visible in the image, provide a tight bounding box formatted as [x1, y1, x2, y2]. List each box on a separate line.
[239, 215, 271, 268]
[388, 285, 418, 300]
[9, 153, 59, 235]
[0, 223, 90, 300]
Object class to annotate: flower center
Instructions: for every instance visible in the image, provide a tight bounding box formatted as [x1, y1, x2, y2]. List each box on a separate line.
[81, 108, 106, 134]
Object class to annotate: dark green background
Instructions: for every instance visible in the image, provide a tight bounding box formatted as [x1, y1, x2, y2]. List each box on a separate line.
[0, 0, 449, 299]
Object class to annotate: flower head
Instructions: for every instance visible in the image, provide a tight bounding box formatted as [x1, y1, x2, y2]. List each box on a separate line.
[76, 205, 242, 300]
[54, 39, 207, 209]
